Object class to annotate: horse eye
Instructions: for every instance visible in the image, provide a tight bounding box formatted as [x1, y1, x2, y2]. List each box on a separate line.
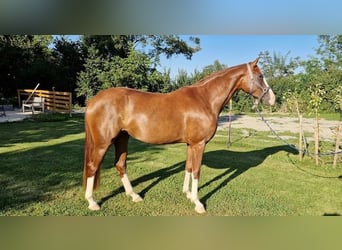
[258, 75, 263, 79]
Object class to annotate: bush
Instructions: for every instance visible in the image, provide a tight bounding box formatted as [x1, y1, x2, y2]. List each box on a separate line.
[28, 112, 71, 122]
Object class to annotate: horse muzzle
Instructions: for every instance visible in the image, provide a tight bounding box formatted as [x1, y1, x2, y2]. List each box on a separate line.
[261, 88, 276, 106]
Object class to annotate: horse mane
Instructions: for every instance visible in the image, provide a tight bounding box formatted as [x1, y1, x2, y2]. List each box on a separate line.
[190, 69, 227, 87]
[189, 63, 243, 88]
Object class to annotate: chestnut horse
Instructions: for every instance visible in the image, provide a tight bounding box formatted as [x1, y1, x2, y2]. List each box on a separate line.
[83, 58, 275, 213]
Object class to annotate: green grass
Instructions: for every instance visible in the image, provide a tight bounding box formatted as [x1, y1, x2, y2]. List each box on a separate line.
[0, 115, 342, 215]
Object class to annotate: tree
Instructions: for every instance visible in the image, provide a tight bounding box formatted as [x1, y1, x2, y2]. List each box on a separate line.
[76, 43, 174, 102]
[171, 60, 227, 89]
[0, 35, 55, 97]
[52, 36, 85, 93]
[81, 35, 200, 61]
[197, 60, 227, 80]
[301, 36, 342, 112]
[258, 50, 301, 79]
[316, 35, 342, 70]
[147, 35, 201, 63]
[174, 69, 192, 88]
[101, 44, 158, 91]
[76, 46, 105, 101]
[81, 35, 134, 59]
[76, 35, 201, 101]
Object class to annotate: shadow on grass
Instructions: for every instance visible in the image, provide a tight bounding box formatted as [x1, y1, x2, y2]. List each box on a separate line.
[0, 117, 86, 212]
[0, 138, 85, 212]
[0, 114, 85, 147]
[98, 162, 185, 206]
[323, 213, 340, 216]
[200, 145, 298, 207]
[99, 144, 298, 210]
[218, 114, 245, 126]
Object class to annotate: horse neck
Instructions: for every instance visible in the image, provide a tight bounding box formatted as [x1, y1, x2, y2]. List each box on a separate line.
[200, 67, 243, 115]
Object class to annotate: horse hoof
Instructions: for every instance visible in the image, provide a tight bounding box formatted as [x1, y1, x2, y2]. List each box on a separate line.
[132, 194, 143, 202]
[88, 203, 100, 211]
[195, 205, 206, 214]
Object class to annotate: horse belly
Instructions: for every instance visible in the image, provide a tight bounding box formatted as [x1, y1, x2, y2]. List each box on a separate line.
[124, 114, 184, 144]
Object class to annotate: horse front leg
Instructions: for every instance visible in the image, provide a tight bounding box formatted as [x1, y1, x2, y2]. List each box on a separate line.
[184, 142, 206, 214]
[182, 171, 191, 199]
[183, 145, 195, 198]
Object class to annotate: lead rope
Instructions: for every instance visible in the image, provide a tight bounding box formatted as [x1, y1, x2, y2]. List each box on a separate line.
[255, 105, 342, 156]
[255, 105, 342, 179]
[244, 63, 342, 177]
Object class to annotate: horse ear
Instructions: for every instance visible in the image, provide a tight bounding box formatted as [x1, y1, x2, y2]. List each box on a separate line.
[252, 57, 259, 66]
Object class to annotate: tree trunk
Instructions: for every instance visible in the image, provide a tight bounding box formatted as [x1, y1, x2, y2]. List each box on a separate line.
[314, 115, 320, 166]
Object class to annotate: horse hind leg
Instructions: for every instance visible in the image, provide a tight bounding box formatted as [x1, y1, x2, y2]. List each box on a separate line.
[115, 131, 142, 202]
[84, 145, 108, 211]
[83, 118, 111, 211]
[85, 176, 100, 211]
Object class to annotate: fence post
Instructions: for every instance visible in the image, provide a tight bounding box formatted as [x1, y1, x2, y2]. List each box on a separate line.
[333, 123, 341, 168]
[298, 115, 303, 161]
[69, 92, 72, 117]
[53, 88, 56, 113]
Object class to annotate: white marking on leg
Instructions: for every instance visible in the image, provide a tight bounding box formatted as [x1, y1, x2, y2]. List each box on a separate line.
[190, 173, 206, 214]
[85, 176, 100, 211]
[121, 174, 142, 202]
[182, 171, 191, 199]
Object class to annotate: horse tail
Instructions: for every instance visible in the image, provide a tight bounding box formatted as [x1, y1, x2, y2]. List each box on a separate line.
[83, 118, 101, 190]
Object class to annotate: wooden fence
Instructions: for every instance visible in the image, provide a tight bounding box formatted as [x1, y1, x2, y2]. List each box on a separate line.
[17, 89, 72, 115]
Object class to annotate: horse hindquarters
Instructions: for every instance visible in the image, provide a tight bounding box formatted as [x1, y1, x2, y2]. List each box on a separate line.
[83, 108, 142, 210]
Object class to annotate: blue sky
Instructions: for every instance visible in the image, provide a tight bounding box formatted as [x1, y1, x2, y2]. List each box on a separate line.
[65, 35, 320, 78]
[158, 35, 319, 78]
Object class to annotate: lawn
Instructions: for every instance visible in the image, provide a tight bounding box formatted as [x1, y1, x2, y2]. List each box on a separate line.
[0, 114, 342, 215]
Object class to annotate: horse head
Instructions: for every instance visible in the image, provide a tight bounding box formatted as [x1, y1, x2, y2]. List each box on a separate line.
[242, 58, 276, 106]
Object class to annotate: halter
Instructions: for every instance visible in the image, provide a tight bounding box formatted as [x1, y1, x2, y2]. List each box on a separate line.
[246, 63, 270, 104]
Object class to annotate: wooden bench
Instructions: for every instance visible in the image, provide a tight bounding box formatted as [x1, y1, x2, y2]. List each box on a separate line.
[22, 96, 45, 114]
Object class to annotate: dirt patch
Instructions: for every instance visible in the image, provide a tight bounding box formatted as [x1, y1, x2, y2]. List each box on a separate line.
[0, 109, 33, 123]
[218, 114, 341, 142]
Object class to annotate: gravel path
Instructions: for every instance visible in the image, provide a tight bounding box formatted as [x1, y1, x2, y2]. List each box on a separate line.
[0, 109, 33, 123]
[218, 114, 341, 142]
